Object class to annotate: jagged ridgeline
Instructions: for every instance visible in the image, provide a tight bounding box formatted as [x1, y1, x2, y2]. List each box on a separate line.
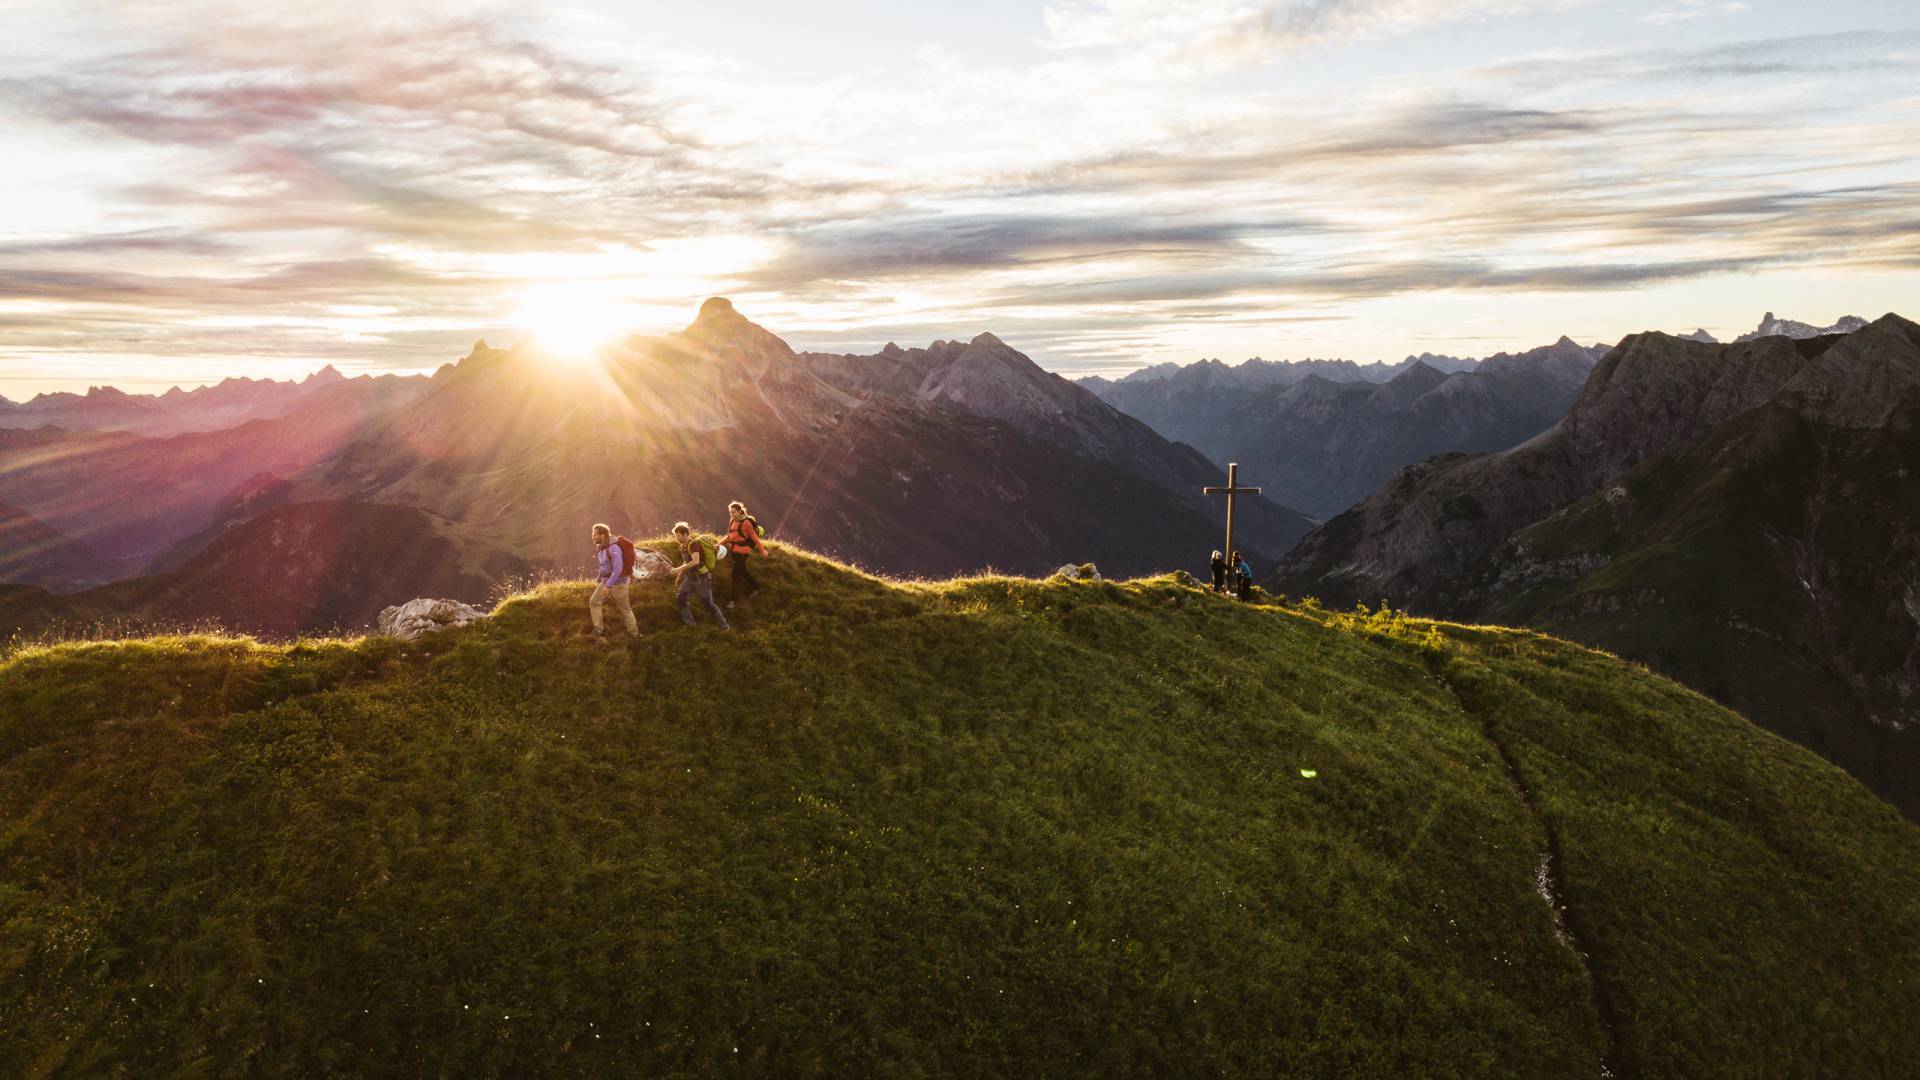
[4, 548, 1916, 1077]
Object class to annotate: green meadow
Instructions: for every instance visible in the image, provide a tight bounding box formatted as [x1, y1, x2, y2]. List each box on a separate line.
[3, 544, 1915, 1077]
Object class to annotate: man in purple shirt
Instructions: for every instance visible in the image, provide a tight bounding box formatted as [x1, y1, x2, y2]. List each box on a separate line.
[590, 523, 639, 640]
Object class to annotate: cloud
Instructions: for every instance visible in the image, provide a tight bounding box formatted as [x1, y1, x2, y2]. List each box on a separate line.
[0, 1, 814, 253]
[1043, 0, 1585, 64]
[742, 213, 1330, 292]
[1642, 1, 1749, 26]
[0, 3, 1916, 387]
[0, 229, 234, 257]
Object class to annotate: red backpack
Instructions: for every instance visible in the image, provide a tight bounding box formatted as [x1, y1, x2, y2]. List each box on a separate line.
[613, 535, 639, 581]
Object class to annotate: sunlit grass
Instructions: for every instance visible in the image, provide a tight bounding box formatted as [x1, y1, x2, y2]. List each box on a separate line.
[3, 543, 1915, 1076]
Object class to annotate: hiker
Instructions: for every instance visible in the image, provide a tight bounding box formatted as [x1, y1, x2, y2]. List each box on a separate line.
[590, 523, 640, 640]
[1233, 550, 1253, 602]
[671, 521, 730, 630]
[722, 500, 768, 609]
[1210, 550, 1228, 594]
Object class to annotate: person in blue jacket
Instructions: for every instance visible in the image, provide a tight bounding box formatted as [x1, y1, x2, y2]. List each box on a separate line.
[590, 523, 640, 639]
[1232, 551, 1253, 602]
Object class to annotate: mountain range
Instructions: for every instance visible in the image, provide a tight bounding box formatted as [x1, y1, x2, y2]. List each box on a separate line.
[0, 366, 428, 437]
[1735, 311, 1870, 343]
[0, 300, 1311, 636]
[1078, 351, 1481, 394]
[0, 373, 434, 591]
[1274, 314, 1920, 817]
[1083, 338, 1609, 517]
[0, 500, 530, 639]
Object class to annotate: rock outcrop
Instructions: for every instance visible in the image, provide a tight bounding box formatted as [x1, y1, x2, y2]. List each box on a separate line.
[632, 550, 676, 580]
[378, 598, 487, 640]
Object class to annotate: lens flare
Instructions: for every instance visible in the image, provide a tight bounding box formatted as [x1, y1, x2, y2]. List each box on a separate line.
[510, 283, 635, 364]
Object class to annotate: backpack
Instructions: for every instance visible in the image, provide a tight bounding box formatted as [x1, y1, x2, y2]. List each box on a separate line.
[689, 534, 720, 573]
[613, 536, 638, 581]
[730, 515, 768, 553]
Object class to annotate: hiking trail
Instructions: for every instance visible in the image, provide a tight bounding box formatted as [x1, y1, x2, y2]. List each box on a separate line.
[1433, 661, 1624, 1079]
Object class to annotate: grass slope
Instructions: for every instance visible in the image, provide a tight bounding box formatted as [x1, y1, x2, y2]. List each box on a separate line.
[3, 544, 1916, 1077]
[1490, 401, 1920, 819]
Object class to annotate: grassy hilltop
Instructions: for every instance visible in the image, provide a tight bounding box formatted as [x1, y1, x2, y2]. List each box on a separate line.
[3, 544, 1917, 1078]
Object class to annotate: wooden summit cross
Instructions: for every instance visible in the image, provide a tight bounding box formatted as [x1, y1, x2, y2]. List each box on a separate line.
[1204, 462, 1261, 563]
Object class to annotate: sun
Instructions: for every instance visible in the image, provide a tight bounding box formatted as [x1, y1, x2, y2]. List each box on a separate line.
[510, 283, 635, 364]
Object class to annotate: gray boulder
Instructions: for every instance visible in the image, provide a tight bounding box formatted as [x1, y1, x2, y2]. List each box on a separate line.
[377, 598, 487, 640]
[1052, 563, 1102, 581]
[632, 550, 676, 580]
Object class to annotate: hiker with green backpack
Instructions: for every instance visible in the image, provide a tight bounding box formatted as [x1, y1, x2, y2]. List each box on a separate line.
[670, 521, 730, 630]
[722, 500, 768, 609]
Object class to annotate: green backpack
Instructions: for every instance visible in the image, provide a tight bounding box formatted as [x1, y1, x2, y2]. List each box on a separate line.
[694, 535, 720, 573]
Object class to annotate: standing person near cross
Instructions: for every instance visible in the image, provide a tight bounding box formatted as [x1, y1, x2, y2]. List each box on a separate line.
[1204, 463, 1261, 590]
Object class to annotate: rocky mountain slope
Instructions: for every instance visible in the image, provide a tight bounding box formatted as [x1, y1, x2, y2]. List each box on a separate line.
[0, 375, 432, 591]
[797, 333, 1215, 494]
[3, 551, 1916, 1076]
[1274, 314, 1920, 817]
[0, 500, 532, 638]
[0, 502, 92, 594]
[1087, 338, 1606, 516]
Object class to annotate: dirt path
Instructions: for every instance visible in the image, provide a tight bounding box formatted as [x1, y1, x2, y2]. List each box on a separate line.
[1434, 661, 1624, 1078]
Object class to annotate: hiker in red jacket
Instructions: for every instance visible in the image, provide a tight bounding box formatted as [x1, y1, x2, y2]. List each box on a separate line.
[590, 523, 640, 640]
[722, 500, 768, 609]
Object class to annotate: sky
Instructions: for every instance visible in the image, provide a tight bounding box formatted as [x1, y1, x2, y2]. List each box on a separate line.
[1, 0, 1917, 397]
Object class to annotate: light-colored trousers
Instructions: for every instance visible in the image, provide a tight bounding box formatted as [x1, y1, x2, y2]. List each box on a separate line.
[590, 582, 638, 635]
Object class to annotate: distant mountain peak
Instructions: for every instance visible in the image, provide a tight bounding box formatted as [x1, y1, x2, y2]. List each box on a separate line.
[696, 296, 743, 324]
[969, 332, 1006, 348]
[1381, 358, 1453, 398]
[676, 298, 799, 376]
[881, 342, 905, 358]
[305, 364, 345, 385]
[1736, 312, 1869, 343]
[1113, 361, 1183, 385]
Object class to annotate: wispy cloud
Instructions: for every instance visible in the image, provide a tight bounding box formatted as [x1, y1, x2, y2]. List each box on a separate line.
[1643, 1, 1750, 26]
[0, 1, 1916, 388]
[1043, 0, 1586, 64]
